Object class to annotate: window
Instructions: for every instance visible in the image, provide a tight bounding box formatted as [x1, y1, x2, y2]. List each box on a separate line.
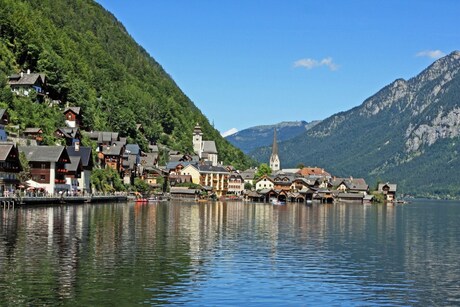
[41, 163, 46, 169]
[40, 175, 46, 181]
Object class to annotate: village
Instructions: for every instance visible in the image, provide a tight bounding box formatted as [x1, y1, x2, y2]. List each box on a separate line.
[0, 70, 397, 205]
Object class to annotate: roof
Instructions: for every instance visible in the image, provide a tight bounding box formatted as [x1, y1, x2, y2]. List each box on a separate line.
[8, 72, 45, 86]
[378, 183, 397, 192]
[125, 144, 140, 155]
[202, 140, 217, 154]
[170, 187, 198, 195]
[56, 127, 80, 139]
[196, 164, 229, 174]
[166, 161, 194, 170]
[66, 156, 82, 172]
[84, 131, 119, 143]
[298, 167, 331, 177]
[64, 107, 81, 115]
[66, 146, 92, 167]
[0, 143, 14, 161]
[23, 127, 43, 134]
[18, 146, 67, 162]
[240, 169, 256, 179]
[149, 144, 159, 152]
[140, 152, 158, 168]
[102, 144, 123, 156]
[193, 123, 203, 135]
[337, 193, 364, 199]
[255, 175, 274, 183]
[0, 109, 6, 120]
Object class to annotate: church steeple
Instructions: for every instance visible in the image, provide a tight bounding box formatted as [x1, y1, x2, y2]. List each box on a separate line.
[269, 128, 280, 171]
[193, 123, 203, 157]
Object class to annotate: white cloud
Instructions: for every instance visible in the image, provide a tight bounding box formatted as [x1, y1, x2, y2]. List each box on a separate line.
[416, 49, 446, 59]
[221, 128, 238, 137]
[294, 57, 338, 71]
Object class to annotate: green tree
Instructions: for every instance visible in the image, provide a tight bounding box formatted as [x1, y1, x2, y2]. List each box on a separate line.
[134, 178, 150, 195]
[254, 163, 272, 180]
[244, 182, 252, 190]
[18, 152, 31, 183]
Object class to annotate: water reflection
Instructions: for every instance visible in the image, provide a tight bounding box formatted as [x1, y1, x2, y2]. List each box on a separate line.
[0, 201, 459, 305]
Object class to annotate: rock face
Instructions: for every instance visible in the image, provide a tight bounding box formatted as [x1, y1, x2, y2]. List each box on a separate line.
[250, 51, 460, 198]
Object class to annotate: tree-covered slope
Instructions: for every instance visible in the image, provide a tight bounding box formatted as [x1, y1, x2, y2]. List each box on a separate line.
[225, 120, 320, 154]
[250, 51, 460, 198]
[0, 0, 251, 169]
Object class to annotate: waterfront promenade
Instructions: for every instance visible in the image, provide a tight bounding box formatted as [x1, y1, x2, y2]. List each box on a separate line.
[0, 193, 127, 208]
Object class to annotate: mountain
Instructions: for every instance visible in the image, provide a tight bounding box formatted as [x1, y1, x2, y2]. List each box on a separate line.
[226, 120, 320, 154]
[250, 51, 460, 198]
[0, 0, 251, 169]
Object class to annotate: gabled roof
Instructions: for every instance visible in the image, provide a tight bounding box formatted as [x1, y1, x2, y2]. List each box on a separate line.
[64, 107, 81, 115]
[18, 146, 67, 162]
[255, 175, 274, 183]
[23, 127, 43, 134]
[166, 161, 194, 170]
[240, 169, 256, 180]
[0, 143, 14, 161]
[378, 183, 397, 192]
[56, 127, 80, 139]
[8, 72, 45, 86]
[140, 152, 158, 169]
[202, 140, 217, 154]
[66, 156, 82, 172]
[66, 146, 92, 167]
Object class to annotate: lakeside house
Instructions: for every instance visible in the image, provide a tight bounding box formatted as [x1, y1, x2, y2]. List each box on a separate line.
[378, 183, 398, 202]
[66, 144, 93, 193]
[18, 145, 70, 194]
[0, 143, 22, 196]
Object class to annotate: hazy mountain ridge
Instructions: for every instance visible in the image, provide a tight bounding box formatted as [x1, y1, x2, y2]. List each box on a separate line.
[250, 51, 460, 198]
[226, 120, 320, 153]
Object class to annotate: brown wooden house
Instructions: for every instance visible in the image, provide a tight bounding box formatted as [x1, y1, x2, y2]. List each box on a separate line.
[0, 143, 22, 196]
[63, 107, 82, 128]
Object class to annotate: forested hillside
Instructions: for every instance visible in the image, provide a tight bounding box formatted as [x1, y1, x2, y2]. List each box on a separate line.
[251, 51, 460, 198]
[0, 0, 251, 169]
[226, 120, 320, 154]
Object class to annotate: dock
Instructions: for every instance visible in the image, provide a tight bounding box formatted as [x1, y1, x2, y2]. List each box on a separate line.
[0, 194, 128, 208]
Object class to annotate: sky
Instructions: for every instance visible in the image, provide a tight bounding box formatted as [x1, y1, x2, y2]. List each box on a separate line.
[96, 0, 460, 136]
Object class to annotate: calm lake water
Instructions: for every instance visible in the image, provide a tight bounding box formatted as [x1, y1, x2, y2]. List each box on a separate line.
[1, 200, 460, 306]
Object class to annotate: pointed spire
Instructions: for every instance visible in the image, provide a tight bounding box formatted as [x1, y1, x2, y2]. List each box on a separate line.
[272, 128, 278, 156]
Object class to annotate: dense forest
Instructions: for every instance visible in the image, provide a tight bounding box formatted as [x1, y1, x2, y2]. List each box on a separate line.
[0, 0, 252, 169]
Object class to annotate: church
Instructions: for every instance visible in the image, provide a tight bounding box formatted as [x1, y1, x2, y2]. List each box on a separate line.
[269, 128, 280, 171]
[193, 123, 219, 166]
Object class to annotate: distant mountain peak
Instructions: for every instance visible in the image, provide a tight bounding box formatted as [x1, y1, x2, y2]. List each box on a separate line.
[250, 51, 460, 198]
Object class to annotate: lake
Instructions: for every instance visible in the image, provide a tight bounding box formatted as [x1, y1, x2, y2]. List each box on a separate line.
[1, 200, 459, 306]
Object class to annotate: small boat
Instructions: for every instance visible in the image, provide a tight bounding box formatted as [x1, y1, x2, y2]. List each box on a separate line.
[270, 198, 285, 205]
[135, 198, 148, 204]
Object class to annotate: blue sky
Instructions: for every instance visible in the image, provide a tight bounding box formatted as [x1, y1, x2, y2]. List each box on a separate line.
[97, 0, 459, 136]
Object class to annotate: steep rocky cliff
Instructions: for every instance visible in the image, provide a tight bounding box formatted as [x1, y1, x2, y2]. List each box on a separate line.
[251, 51, 460, 198]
